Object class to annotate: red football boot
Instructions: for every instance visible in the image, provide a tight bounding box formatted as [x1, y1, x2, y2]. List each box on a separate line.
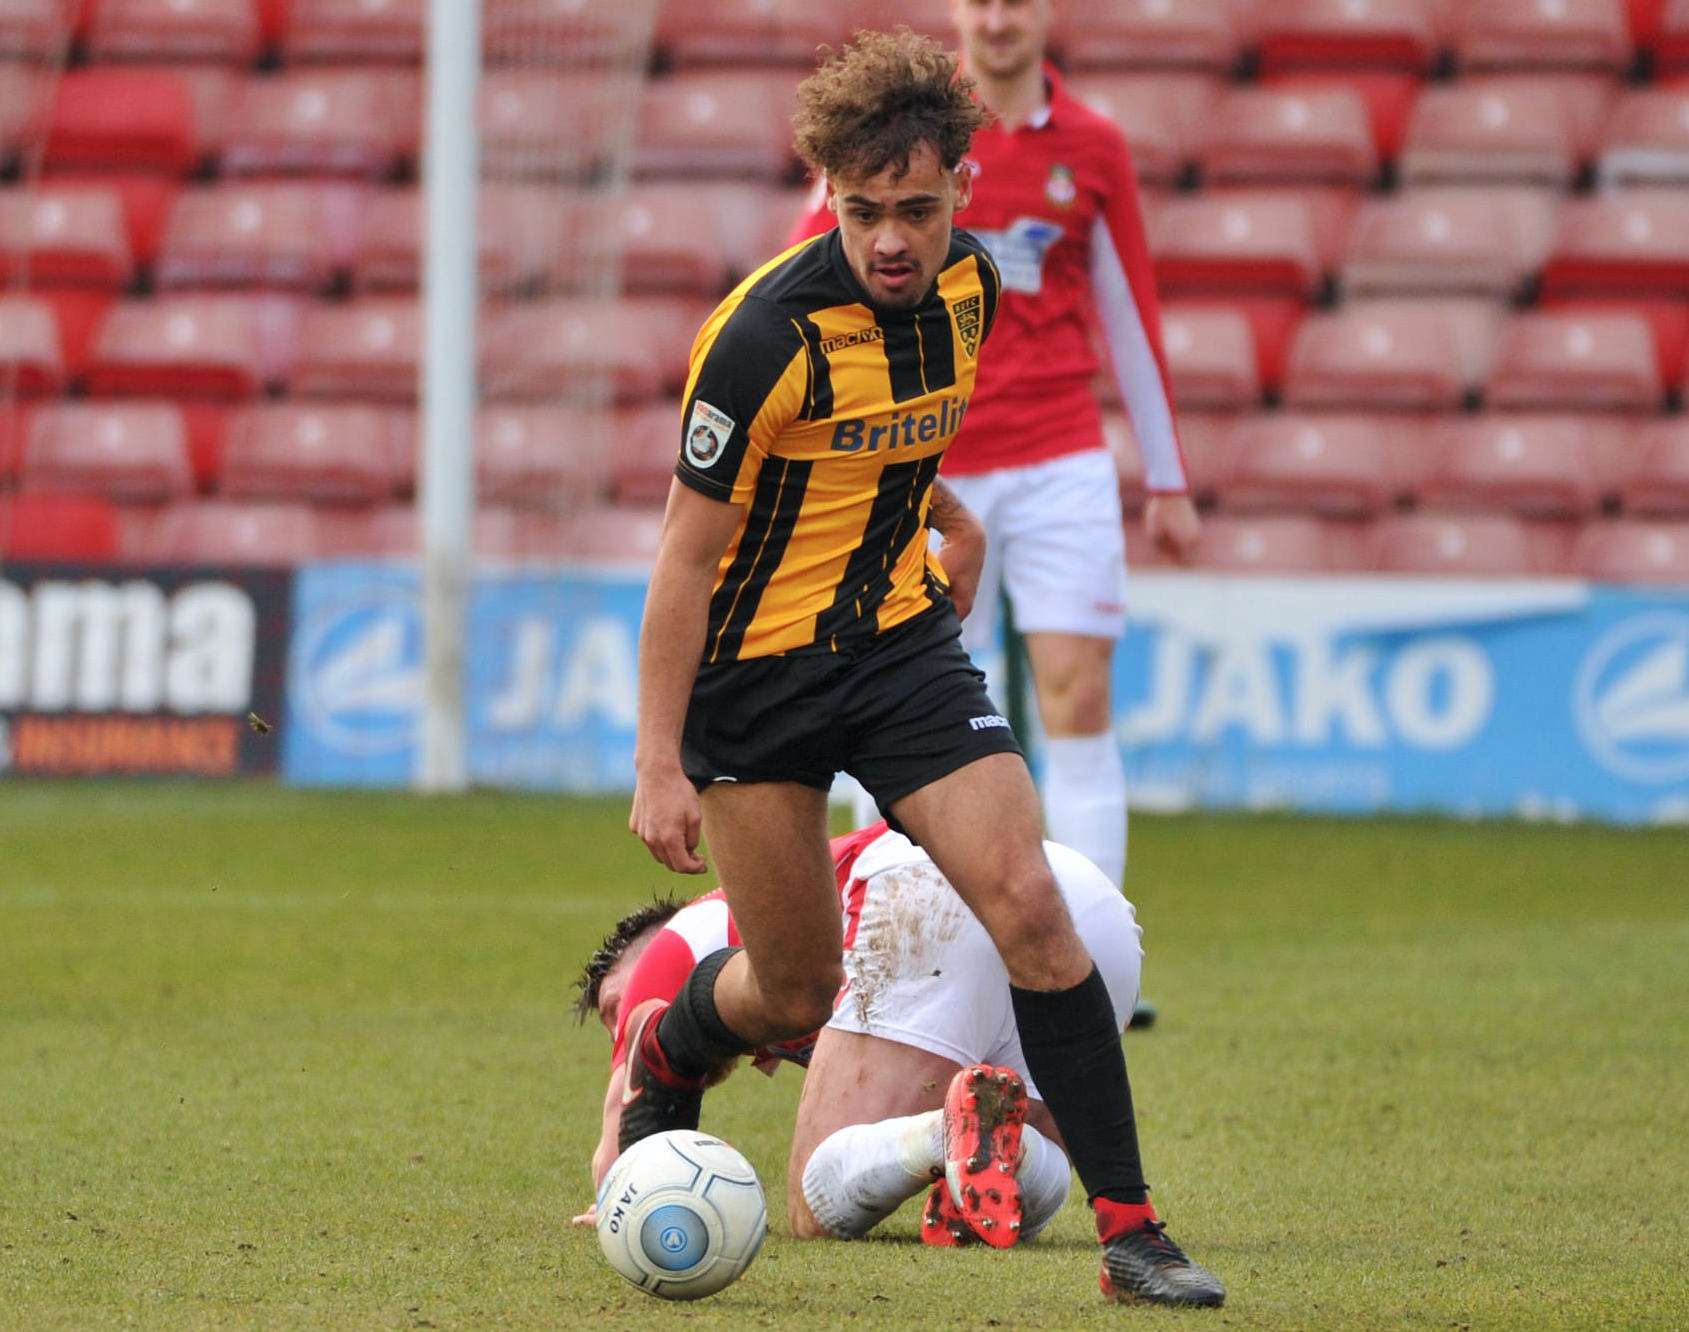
[940, 1063, 1027, 1249]
[919, 1180, 974, 1247]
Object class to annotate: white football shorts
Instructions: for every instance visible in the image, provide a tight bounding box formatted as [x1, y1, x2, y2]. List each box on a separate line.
[825, 828, 1143, 1102]
[942, 447, 1129, 650]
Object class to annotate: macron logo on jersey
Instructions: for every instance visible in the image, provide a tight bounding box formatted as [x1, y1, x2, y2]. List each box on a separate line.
[973, 217, 1064, 295]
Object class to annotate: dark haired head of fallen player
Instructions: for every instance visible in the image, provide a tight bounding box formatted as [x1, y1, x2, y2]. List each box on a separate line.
[572, 896, 683, 1025]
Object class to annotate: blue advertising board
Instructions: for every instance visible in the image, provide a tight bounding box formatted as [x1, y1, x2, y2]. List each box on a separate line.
[282, 563, 1689, 825]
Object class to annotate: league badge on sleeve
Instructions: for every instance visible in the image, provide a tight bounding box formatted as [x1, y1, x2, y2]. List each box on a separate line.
[685, 400, 735, 470]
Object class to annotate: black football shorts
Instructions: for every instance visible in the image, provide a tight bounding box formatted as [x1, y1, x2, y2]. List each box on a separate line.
[681, 605, 1024, 814]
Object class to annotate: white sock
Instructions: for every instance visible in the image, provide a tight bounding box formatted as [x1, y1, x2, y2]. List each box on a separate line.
[801, 1111, 943, 1239]
[1040, 732, 1128, 884]
[1016, 1125, 1072, 1242]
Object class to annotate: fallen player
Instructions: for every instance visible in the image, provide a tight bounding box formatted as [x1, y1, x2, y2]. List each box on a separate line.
[573, 821, 1185, 1259]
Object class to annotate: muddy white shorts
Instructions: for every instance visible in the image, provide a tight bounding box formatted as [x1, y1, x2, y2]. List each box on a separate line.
[941, 448, 1129, 654]
[825, 829, 1143, 1102]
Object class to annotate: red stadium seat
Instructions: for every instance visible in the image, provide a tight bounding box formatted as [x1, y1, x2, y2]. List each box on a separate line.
[1342, 188, 1557, 297]
[557, 504, 666, 564]
[1487, 311, 1662, 411]
[318, 504, 586, 561]
[1447, 0, 1633, 69]
[1285, 300, 1497, 411]
[1541, 193, 1689, 295]
[43, 172, 179, 267]
[155, 183, 350, 291]
[1659, 0, 1689, 68]
[1223, 413, 1408, 517]
[290, 299, 419, 401]
[1371, 512, 1541, 575]
[635, 71, 796, 181]
[0, 295, 64, 397]
[34, 289, 113, 382]
[87, 296, 264, 400]
[220, 404, 411, 503]
[608, 402, 681, 505]
[0, 0, 73, 58]
[477, 405, 608, 506]
[1188, 514, 1355, 573]
[1158, 304, 1261, 409]
[610, 183, 751, 295]
[1621, 419, 1689, 514]
[481, 70, 620, 182]
[1424, 416, 1604, 516]
[850, 0, 951, 40]
[1065, 73, 1215, 185]
[1400, 79, 1595, 185]
[1576, 519, 1689, 581]
[658, 0, 841, 66]
[127, 500, 322, 566]
[1261, 71, 1423, 161]
[1596, 86, 1689, 185]
[0, 185, 132, 287]
[1199, 86, 1378, 185]
[1058, 0, 1241, 71]
[86, 0, 261, 62]
[45, 67, 205, 174]
[482, 0, 650, 64]
[21, 402, 193, 502]
[1104, 409, 1233, 510]
[0, 62, 48, 164]
[223, 70, 418, 177]
[283, 0, 423, 61]
[1254, 0, 1439, 71]
[480, 297, 706, 404]
[0, 493, 121, 561]
[1540, 295, 1689, 382]
[1151, 192, 1328, 298]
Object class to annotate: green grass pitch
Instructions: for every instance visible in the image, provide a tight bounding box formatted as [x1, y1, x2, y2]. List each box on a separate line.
[2, 782, 1686, 1329]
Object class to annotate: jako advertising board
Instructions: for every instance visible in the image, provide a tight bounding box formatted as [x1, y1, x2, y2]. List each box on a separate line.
[282, 563, 1689, 825]
[0, 564, 291, 778]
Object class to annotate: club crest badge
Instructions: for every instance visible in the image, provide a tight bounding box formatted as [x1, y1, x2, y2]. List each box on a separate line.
[1045, 163, 1077, 208]
[685, 399, 735, 469]
[952, 294, 983, 357]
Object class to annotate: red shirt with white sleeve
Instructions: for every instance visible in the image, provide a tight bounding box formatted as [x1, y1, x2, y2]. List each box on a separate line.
[609, 823, 886, 1071]
[789, 65, 1188, 491]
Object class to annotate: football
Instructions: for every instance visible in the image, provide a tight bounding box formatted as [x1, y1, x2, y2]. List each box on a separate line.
[595, 1130, 767, 1301]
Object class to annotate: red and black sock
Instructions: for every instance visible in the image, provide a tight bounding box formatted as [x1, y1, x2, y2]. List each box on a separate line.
[1010, 966, 1150, 1209]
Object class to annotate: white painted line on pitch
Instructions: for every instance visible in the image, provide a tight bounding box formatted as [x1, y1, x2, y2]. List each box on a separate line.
[0, 887, 616, 916]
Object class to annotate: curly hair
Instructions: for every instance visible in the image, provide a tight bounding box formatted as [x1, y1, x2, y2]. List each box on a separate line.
[793, 28, 990, 181]
[572, 895, 684, 1024]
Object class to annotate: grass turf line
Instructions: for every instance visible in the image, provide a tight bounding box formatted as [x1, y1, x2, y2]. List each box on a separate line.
[1, 783, 1686, 1329]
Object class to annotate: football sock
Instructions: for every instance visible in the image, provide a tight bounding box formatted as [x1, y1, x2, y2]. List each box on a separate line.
[1011, 967, 1149, 1206]
[653, 947, 755, 1084]
[801, 1111, 943, 1239]
[1040, 732, 1128, 884]
[1015, 1124, 1072, 1242]
[1094, 1196, 1159, 1242]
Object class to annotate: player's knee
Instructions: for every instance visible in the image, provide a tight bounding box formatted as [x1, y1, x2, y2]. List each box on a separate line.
[759, 965, 843, 1039]
[988, 868, 1079, 970]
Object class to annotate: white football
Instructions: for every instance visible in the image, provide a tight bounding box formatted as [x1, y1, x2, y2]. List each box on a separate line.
[595, 1130, 767, 1301]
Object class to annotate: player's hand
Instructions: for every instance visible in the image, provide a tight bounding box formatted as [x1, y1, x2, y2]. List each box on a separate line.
[629, 764, 707, 875]
[934, 514, 986, 621]
[1145, 494, 1201, 566]
[571, 1204, 597, 1227]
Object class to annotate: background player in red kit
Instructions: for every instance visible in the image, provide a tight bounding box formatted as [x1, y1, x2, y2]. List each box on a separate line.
[791, 2, 1199, 1017]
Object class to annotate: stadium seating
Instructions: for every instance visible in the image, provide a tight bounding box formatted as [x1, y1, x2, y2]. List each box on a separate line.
[126, 499, 324, 565]
[1400, 79, 1593, 185]
[1065, 74, 1215, 185]
[44, 67, 209, 174]
[155, 183, 351, 291]
[1262, 71, 1423, 160]
[1158, 304, 1262, 409]
[1341, 189, 1556, 297]
[1540, 193, 1689, 294]
[86, 0, 263, 63]
[1576, 519, 1689, 580]
[86, 295, 264, 400]
[0, 294, 64, 397]
[282, 0, 424, 62]
[482, 0, 652, 65]
[1596, 86, 1689, 185]
[1185, 514, 1359, 573]
[556, 504, 667, 563]
[0, 62, 47, 167]
[1620, 418, 1689, 513]
[20, 401, 193, 502]
[222, 70, 418, 177]
[608, 183, 785, 294]
[1253, 0, 1439, 73]
[1199, 86, 1379, 185]
[480, 297, 706, 404]
[1284, 301, 1494, 411]
[0, 185, 133, 287]
[1487, 310, 1663, 410]
[1058, 0, 1241, 71]
[1446, 0, 1634, 71]
[1151, 192, 1331, 299]
[1370, 511, 1548, 575]
[0, 492, 122, 561]
[635, 71, 798, 181]
[1222, 413, 1409, 516]
[0, 0, 72, 60]
[219, 404, 412, 504]
[477, 405, 608, 506]
[657, 0, 841, 67]
[351, 184, 582, 293]
[290, 299, 421, 401]
[1423, 416, 1606, 516]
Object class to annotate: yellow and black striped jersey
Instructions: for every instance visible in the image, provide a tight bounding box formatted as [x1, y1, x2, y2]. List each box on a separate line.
[675, 226, 1001, 663]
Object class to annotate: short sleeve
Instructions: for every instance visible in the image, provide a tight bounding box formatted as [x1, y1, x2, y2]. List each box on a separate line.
[675, 296, 808, 503]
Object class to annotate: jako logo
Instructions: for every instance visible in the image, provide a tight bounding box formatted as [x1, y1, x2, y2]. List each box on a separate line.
[969, 714, 1010, 731]
[1574, 612, 1689, 784]
[831, 396, 968, 453]
[290, 593, 423, 759]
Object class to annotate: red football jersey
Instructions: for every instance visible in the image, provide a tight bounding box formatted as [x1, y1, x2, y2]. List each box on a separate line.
[790, 66, 1187, 489]
[608, 822, 886, 1070]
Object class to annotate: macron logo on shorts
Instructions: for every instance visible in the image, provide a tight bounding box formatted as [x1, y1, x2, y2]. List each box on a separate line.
[968, 714, 1010, 732]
